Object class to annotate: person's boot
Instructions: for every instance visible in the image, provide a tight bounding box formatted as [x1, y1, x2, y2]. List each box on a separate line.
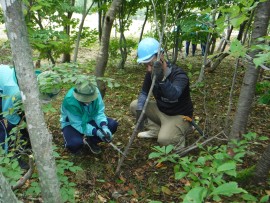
[137, 130, 158, 138]
[18, 157, 29, 170]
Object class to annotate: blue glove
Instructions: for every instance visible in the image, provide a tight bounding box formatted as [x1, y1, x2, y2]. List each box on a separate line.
[153, 61, 164, 82]
[101, 126, 112, 143]
[95, 129, 105, 140]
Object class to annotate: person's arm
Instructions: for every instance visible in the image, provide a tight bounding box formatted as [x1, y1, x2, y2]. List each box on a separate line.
[137, 73, 151, 110]
[61, 105, 95, 136]
[159, 71, 189, 101]
[93, 90, 108, 127]
[2, 86, 21, 125]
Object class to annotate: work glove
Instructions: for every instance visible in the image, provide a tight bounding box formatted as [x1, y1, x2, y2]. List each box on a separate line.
[136, 110, 146, 132]
[95, 129, 106, 140]
[152, 61, 164, 83]
[101, 125, 112, 143]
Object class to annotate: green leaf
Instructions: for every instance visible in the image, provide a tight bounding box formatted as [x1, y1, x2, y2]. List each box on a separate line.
[183, 187, 207, 203]
[260, 195, 269, 203]
[217, 161, 236, 172]
[231, 15, 248, 27]
[11, 161, 19, 169]
[148, 152, 162, 159]
[164, 145, 174, 154]
[30, 5, 43, 11]
[197, 156, 206, 165]
[254, 52, 270, 68]
[241, 193, 257, 201]
[224, 169, 237, 177]
[175, 172, 188, 180]
[210, 182, 246, 197]
[161, 186, 171, 195]
[258, 136, 269, 141]
[229, 39, 247, 57]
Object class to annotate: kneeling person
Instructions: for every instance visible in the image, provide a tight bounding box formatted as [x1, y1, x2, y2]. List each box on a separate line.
[131, 38, 193, 147]
[60, 79, 118, 154]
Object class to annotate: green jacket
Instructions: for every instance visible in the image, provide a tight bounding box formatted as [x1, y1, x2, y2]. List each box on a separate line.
[60, 87, 107, 136]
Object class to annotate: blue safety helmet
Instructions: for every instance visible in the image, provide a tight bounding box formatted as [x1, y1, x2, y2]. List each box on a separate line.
[137, 38, 161, 63]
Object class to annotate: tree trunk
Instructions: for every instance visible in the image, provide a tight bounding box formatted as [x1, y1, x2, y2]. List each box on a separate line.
[254, 143, 270, 184]
[1, 1, 62, 202]
[0, 172, 20, 203]
[139, 6, 149, 43]
[62, 0, 75, 63]
[97, 0, 107, 43]
[73, 0, 94, 62]
[230, 0, 270, 139]
[237, 20, 247, 41]
[94, 0, 122, 97]
[221, 25, 233, 52]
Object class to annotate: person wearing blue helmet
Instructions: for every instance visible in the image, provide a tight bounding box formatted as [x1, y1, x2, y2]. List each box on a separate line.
[130, 38, 193, 147]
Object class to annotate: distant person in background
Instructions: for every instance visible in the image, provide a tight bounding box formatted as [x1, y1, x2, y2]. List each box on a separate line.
[60, 79, 118, 155]
[198, 23, 208, 56]
[197, 14, 210, 56]
[185, 32, 198, 57]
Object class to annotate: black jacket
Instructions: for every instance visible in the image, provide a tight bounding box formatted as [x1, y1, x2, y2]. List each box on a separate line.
[137, 63, 193, 117]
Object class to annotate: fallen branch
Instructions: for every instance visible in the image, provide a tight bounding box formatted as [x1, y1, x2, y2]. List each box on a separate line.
[12, 155, 34, 190]
[175, 131, 228, 157]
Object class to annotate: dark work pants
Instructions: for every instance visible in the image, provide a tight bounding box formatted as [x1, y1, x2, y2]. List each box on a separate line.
[62, 118, 118, 153]
[201, 42, 206, 56]
[0, 97, 29, 152]
[185, 41, 197, 56]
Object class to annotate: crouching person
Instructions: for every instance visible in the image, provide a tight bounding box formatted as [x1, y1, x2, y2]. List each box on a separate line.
[0, 65, 61, 151]
[130, 38, 194, 147]
[60, 79, 118, 155]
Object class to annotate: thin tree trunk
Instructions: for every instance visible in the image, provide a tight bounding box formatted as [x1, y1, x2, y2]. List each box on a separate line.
[237, 20, 247, 41]
[139, 6, 149, 42]
[0, 172, 20, 203]
[94, 0, 122, 97]
[221, 25, 233, 52]
[62, 0, 75, 63]
[242, 10, 255, 45]
[1, 1, 62, 202]
[73, 0, 94, 62]
[254, 143, 270, 184]
[230, 0, 270, 139]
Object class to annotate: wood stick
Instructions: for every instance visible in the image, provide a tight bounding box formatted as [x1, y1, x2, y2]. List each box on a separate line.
[115, 76, 156, 175]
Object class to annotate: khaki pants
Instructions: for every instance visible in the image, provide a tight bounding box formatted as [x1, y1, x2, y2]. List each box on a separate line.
[130, 100, 191, 146]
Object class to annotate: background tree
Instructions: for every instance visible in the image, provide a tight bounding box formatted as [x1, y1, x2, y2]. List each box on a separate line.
[1, 0, 61, 201]
[73, 0, 95, 62]
[94, 0, 122, 96]
[230, 0, 270, 139]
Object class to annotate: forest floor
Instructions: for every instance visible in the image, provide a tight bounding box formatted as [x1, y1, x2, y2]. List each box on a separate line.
[0, 41, 269, 202]
[42, 47, 270, 202]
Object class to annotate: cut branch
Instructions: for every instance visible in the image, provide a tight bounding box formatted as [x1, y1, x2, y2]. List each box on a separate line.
[115, 76, 157, 175]
[12, 155, 34, 190]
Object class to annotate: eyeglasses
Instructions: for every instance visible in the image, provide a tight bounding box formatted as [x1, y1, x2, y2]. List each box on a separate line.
[143, 61, 153, 67]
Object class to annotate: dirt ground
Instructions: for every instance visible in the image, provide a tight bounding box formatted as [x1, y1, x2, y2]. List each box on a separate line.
[42, 45, 270, 202]
[0, 28, 269, 202]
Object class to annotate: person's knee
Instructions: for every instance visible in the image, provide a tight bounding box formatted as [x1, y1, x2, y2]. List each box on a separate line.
[158, 133, 185, 146]
[66, 141, 83, 153]
[108, 119, 118, 134]
[130, 100, 138, 115]
[157, 137, 172, 146]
